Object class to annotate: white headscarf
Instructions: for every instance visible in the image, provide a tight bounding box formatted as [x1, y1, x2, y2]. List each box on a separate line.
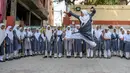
[74, 25, 80, 32]
[41, 33, 46, 41]
[65, 26, 72, 38]
[19, 27, 25, 40]
[0, 23, 6, 45]
[34, 28, 41, 40]
[45, 25, 52, 41]
[95, 27, 102, 39]
[13, 25, 19, 31]
[27, 27, 32, 37]
[57, 27, 62, 35]
[6, 26, 13, 40]
[79, 10, 90, 27]
[13, 25, 21, 39]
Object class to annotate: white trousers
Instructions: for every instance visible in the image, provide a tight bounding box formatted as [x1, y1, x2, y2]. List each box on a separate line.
[66, 33, 96, 47]
[87, 49, 93, 57]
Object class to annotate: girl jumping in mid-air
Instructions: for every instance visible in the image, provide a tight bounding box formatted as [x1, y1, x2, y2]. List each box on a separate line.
[64, 7, 96, 47]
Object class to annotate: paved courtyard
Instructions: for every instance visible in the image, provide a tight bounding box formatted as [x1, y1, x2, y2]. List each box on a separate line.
[0, 56, 130, 73]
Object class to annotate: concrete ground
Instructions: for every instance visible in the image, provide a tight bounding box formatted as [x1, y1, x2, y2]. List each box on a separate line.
[0, 56, 130, 73]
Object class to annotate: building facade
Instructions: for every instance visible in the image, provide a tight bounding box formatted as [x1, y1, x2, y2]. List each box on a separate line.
[0, 0, 54, 26]
[47, 0, 54, 26]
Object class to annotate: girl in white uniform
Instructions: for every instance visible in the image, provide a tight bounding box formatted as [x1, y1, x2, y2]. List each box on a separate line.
[0, 23, 6, 62]
[119, 30, 125, 57]
[124, 30, 130, 59]
[104, 29, 111, 58]
[44, 25, 52, 58]
[64, 26, 73, 58]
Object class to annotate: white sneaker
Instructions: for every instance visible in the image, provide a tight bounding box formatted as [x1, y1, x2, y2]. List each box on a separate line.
[54, 53, 57, 58]
[90, 50, 93, 57]
[89, 41, 97, 47]
[79, 52, 83, 57]
[83, 38, 96, 47]
[50, 51, 52, 56]
[125, 52, 130, 59]
[58, 53, 62, 58]
[120, 50, 123, 57]
[45, 50, 48, 56]
[74, 52, 77, 57]
[87, 49, 90, 57]
[104, 50, 107, 58]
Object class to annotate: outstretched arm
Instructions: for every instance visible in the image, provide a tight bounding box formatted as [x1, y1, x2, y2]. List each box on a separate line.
[69, 11, 80, 19]
[90, 7, 96, 17]
[64, 11, 80, 19]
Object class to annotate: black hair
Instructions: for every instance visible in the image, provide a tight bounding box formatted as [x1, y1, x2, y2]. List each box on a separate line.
[91, 7, 94, 9]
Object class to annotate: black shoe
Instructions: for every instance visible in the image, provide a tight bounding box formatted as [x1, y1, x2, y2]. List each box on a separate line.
[90, 57, 93, 59]
[126, 58, 130, 60]
[5, 58, 8, 61]
[67, 56, 71, 58]
[43, 56, 47, 58]
[74, 56, 77, 58]
[7, 59, 12, 61]
[87, 57, 90, 58]
[17, 57, 21, 59]
[10, 58, 13, 61]
[0, 60, 5, 62]
[107, 57, 111, 59]
[49, 56, 52, 58]
[14, 57, 19, 59]
[79, 57, 82, 59]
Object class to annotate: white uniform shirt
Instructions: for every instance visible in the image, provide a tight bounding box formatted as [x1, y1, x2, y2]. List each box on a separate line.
[65, 30, 72, 38]
[104, 31, 111, 39]
[124, 34, 130, 42]
[94, 29, 102, 40]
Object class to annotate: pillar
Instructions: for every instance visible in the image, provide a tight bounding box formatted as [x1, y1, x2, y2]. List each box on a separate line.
[10, 0, 17, 21]
[41, 20, 43, 26]
[29, 11, 31, 26]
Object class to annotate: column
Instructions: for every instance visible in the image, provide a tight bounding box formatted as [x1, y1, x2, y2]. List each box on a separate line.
[10, 0, 17, 20]
[29, 11, 31, 26]
[41, 20, 43, 26]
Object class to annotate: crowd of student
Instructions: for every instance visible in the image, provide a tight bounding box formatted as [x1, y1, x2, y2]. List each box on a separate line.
[0, 23, 130, 62]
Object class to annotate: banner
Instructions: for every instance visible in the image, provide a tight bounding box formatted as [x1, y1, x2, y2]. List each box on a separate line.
[6, 16, 15, 28]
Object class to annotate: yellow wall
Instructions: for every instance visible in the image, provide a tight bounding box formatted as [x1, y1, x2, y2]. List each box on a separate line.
[70, 5, 130, 20]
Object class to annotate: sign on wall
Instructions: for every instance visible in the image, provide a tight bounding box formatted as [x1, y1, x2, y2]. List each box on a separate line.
[6, 16, 15, 27]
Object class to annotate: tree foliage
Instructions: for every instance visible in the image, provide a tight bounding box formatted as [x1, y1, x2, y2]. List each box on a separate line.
[64, 0, 129, 5]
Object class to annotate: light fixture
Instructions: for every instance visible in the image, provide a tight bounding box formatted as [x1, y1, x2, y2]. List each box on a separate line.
[75, 7, 81, 11]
